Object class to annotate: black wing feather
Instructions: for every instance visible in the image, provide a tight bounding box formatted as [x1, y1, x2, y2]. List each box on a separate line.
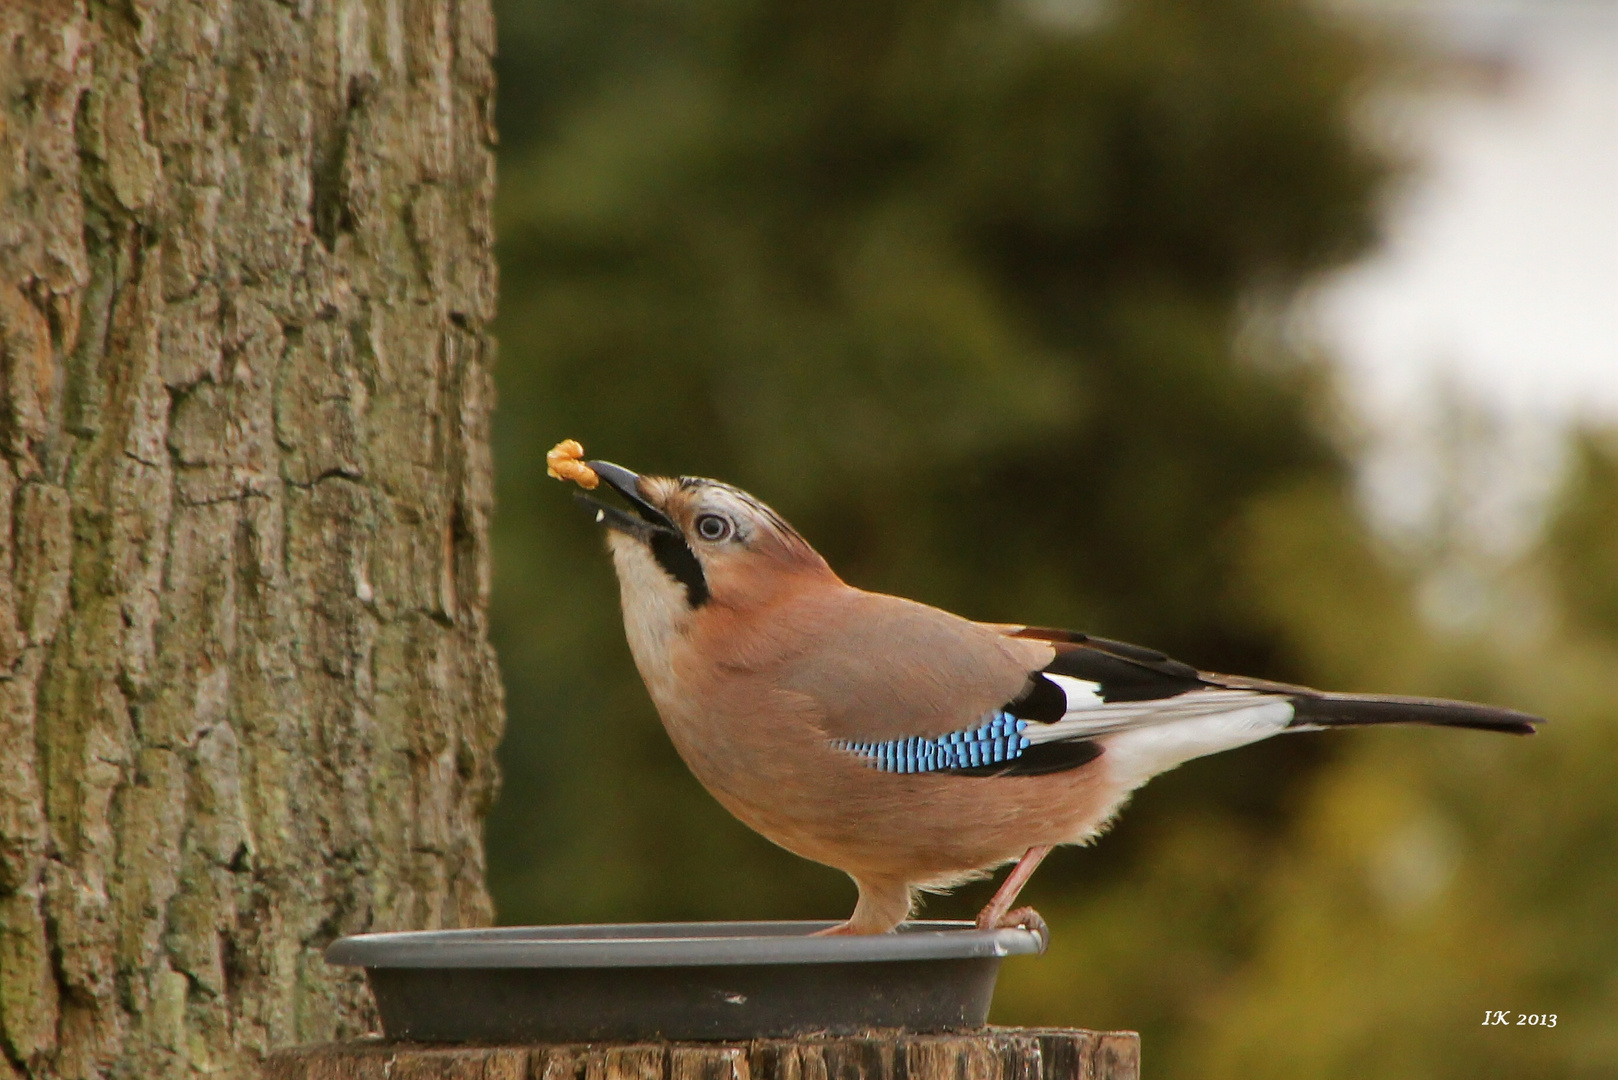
[1004, 675, 1068, 722]
[1039, 643, 1205, 702]
[946, 739, 1104, 778]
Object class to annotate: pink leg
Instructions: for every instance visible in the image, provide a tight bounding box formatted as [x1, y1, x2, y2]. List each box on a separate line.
[975, 845, 1053, 940]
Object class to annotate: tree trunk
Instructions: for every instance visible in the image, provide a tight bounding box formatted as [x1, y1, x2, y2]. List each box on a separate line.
[0, 0, 502, 1076]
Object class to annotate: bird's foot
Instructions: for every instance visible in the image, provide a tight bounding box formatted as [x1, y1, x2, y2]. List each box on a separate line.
[975, 905, 1049, 950]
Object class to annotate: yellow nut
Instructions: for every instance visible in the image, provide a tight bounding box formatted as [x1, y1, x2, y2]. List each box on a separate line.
[546, 439, 599, 489]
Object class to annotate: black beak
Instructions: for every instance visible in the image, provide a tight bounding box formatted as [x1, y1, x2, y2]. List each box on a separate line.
[575, 458, 713, 607]
[574, 460, 679, 540]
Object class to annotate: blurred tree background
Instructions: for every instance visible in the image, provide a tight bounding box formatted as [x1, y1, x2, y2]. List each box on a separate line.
[483, 0, 1618, 1076]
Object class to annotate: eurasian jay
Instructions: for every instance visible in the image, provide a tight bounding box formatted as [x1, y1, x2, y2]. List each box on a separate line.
[562, 454, 1542, 937]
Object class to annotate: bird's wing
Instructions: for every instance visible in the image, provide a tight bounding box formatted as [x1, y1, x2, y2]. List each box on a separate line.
[824, 624, 1268, 778]
[825, 624, 1540, 780]
[767, 589, 1047, 747]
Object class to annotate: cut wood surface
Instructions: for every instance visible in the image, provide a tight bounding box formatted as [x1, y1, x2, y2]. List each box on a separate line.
[266, 1029, 1140, 1080]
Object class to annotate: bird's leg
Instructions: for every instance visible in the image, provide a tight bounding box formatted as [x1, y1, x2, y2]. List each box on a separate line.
[813, 876, 913, 936]
[975, 845, 1053, 940]
[813, 922, 858, 936]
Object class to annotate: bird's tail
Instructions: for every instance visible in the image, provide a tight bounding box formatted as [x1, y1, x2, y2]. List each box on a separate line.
[1288, 692, 1539, 736]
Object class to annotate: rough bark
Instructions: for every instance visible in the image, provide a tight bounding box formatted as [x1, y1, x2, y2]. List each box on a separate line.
[264, 1030, 1142, 1080]
[0, 0, 503, 1076]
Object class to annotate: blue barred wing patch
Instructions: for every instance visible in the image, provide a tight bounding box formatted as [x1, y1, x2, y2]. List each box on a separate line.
[834, 712, 1031, 774]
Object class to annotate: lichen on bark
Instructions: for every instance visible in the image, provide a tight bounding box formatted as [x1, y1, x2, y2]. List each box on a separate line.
[0, 0, 503, 1076]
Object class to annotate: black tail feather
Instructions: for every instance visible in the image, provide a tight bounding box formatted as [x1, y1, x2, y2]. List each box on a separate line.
[1289, 693, 1541, 736]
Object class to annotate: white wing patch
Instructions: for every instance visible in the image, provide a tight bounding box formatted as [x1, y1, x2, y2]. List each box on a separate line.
[1045, 673, 1106, 711]
[1018, 687, 1299, 790]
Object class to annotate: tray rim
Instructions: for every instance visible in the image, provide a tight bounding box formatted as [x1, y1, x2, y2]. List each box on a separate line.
[325, 919, 1045, 969]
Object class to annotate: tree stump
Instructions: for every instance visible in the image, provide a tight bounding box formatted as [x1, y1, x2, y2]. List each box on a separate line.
[264, 1030, 1139, 1080]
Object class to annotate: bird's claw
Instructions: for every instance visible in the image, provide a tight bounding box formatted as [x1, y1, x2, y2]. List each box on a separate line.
[976, 905, 1050, 951]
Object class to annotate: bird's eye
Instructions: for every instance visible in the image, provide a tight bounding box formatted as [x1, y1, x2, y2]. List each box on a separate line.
[694, 514, 732, 542]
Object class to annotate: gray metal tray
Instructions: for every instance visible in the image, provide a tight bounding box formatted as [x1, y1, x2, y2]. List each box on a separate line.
[325, 920, 1045, 1042]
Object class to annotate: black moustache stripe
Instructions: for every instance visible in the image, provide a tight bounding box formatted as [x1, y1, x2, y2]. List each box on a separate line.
[650, 531, 710, 607]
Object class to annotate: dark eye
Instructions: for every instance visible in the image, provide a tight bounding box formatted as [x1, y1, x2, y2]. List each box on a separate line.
[694, 514, 732, 542]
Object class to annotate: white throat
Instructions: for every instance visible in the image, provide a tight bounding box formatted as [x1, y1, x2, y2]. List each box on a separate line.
[606, 532, 693, 704]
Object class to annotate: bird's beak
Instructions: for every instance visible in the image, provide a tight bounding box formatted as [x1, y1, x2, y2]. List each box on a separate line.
[574, 460, 680, 541]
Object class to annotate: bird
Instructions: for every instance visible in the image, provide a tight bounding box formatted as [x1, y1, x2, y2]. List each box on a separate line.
[556, 449, 1543, 937]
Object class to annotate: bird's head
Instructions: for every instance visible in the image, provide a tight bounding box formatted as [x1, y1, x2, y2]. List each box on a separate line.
[577, 461, 835, 621]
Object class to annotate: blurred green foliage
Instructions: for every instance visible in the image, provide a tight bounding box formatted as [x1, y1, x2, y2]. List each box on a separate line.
[1546, 430, 1618, 640]
[484, 0, 1618, 1075]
